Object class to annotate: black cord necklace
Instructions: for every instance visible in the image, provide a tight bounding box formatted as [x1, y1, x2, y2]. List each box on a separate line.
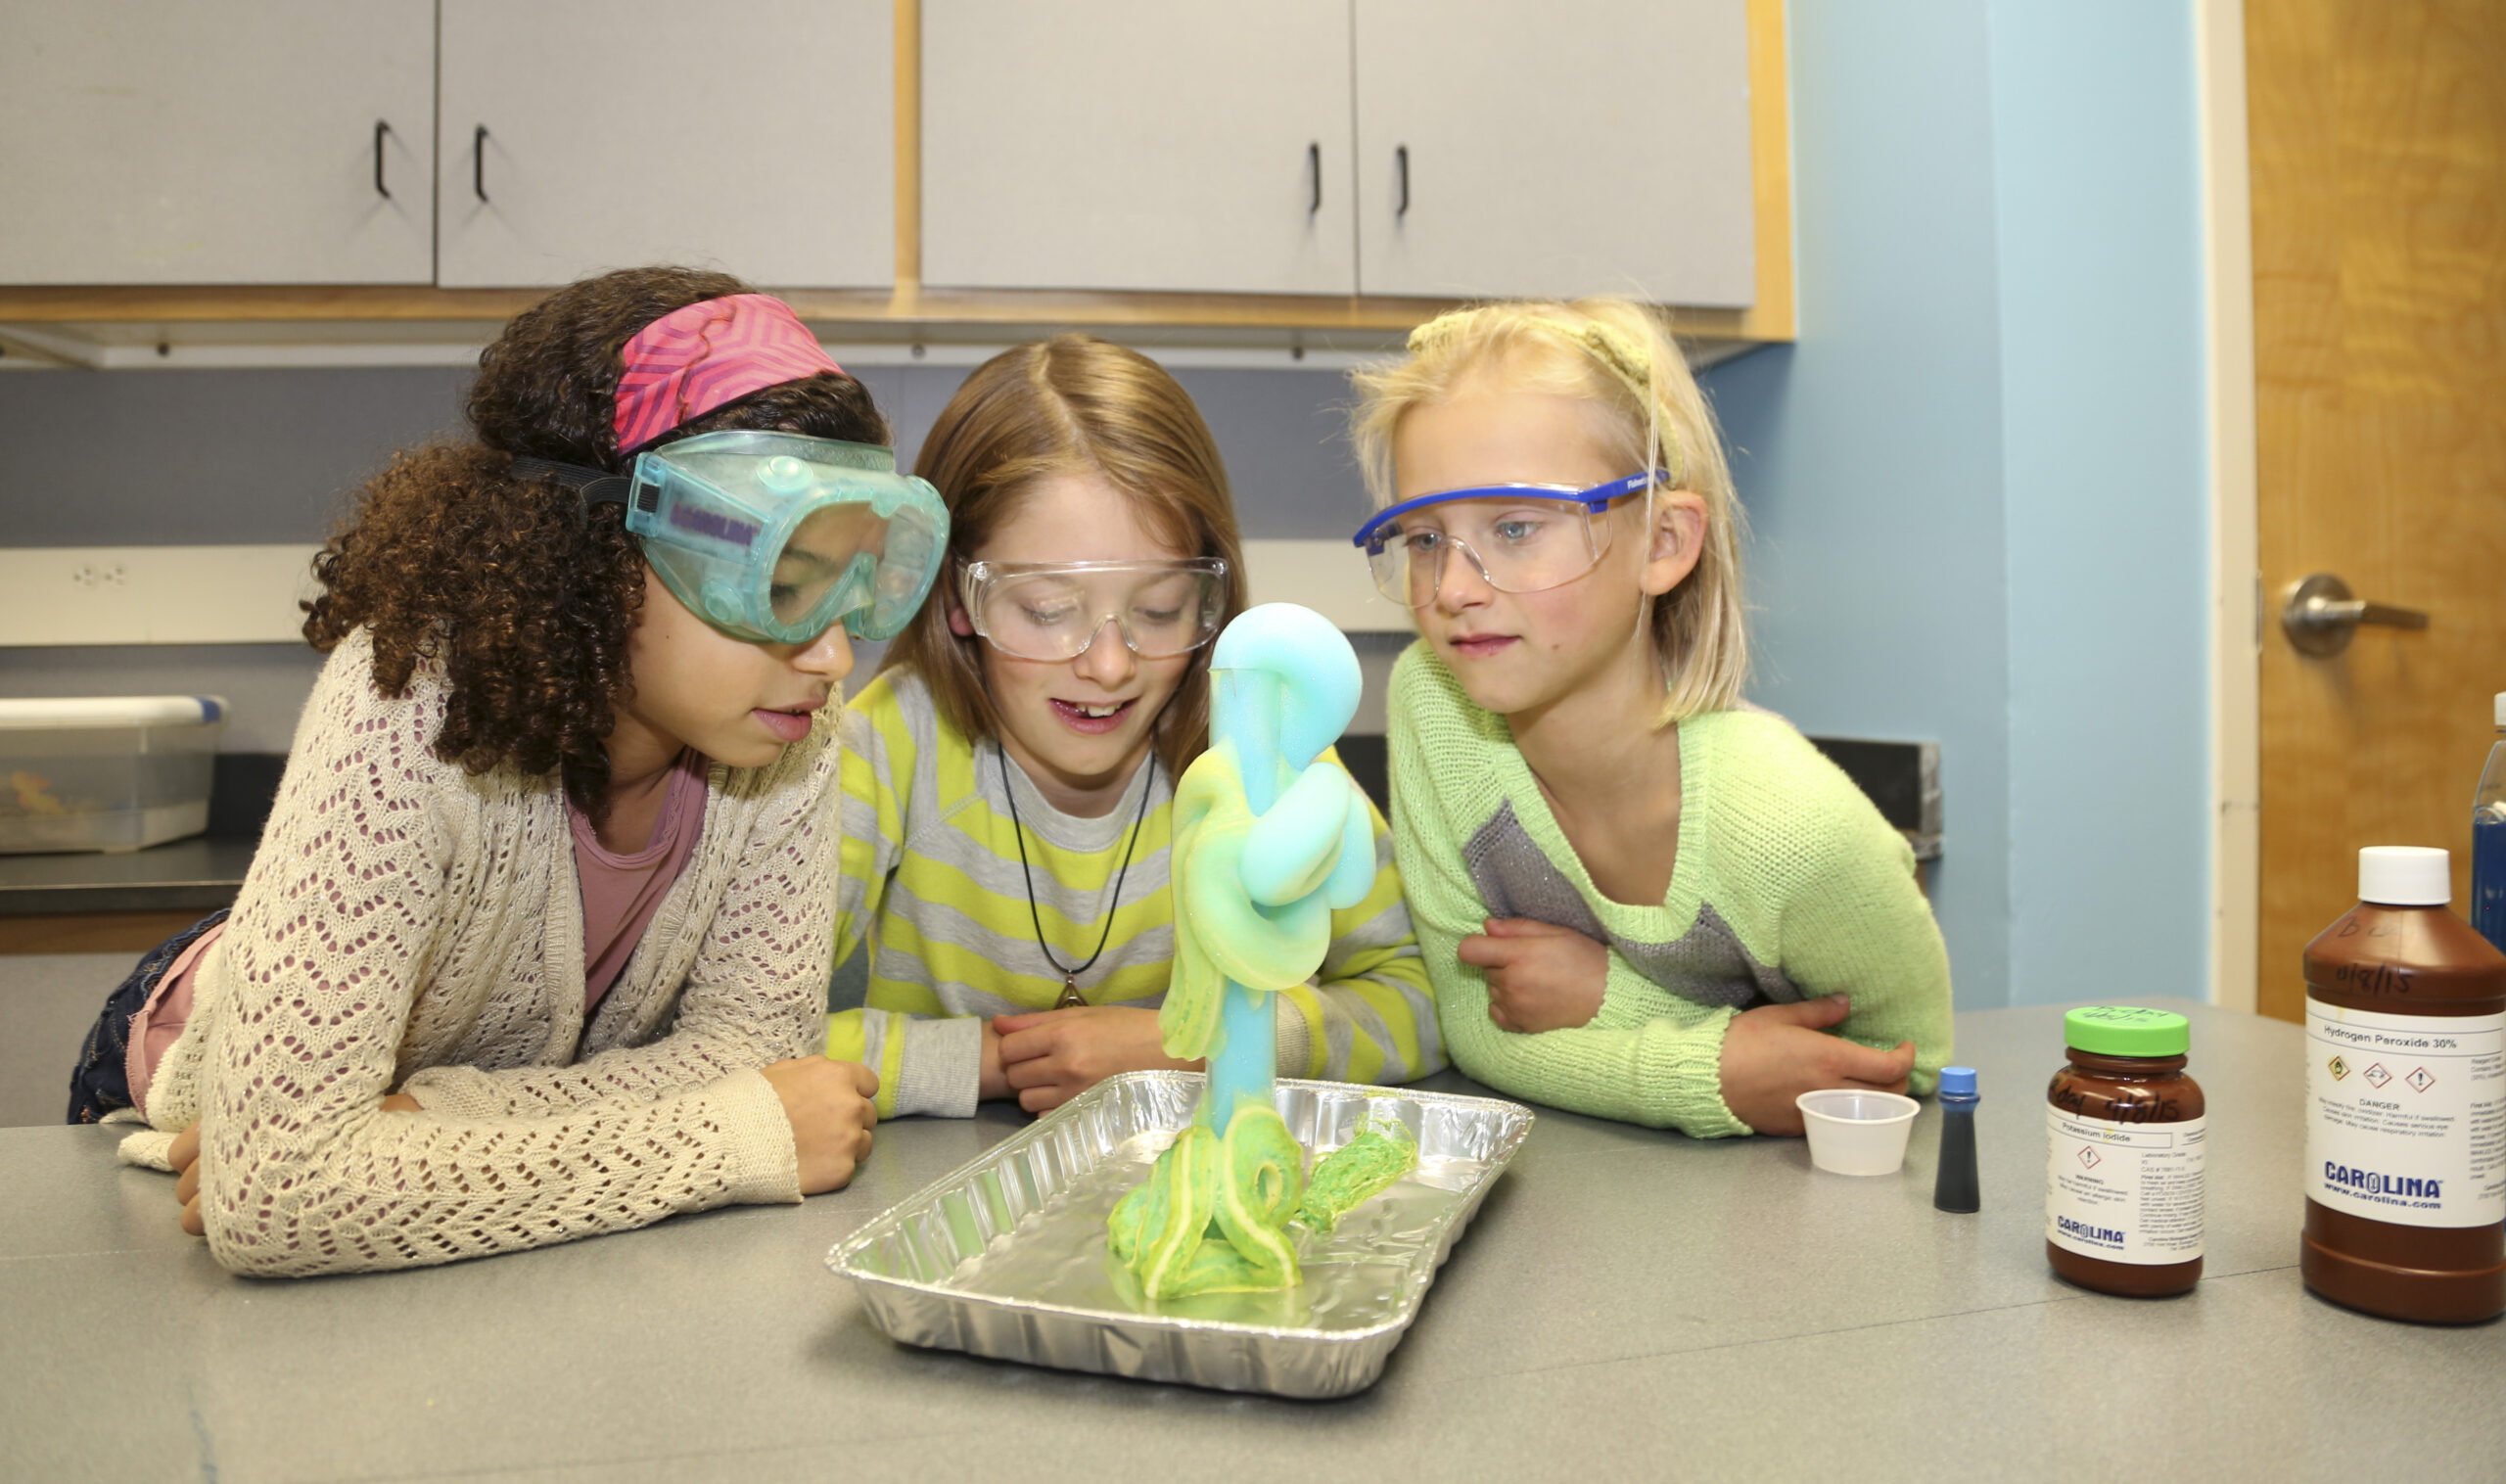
[998, 742, 1159, 1008]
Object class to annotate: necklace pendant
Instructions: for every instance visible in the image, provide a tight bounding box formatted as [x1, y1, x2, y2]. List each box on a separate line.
[1056, 975, 1086, 1009]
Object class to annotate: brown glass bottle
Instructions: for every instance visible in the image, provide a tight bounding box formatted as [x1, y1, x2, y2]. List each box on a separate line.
[2045, 1006, 2205, 1297]
[2300, 848, 2506, 1324]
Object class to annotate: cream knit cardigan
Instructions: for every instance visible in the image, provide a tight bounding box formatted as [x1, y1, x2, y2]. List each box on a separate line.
[124, 628, 835, 1275]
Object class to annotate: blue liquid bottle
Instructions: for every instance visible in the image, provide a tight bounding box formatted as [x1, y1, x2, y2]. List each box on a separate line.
[2478, 693, 2506, 953]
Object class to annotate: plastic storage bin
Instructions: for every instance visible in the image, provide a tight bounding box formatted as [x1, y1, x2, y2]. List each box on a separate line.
[0, 696, 226, 854]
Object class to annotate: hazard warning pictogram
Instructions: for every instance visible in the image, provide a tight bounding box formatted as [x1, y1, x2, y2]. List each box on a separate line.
[2077, 1146, 2101, 1170]
[2328, 1055, 2349, 1081]
[2407, 1067, 2436, 1093]
[2364, 1063, 2392, 1090]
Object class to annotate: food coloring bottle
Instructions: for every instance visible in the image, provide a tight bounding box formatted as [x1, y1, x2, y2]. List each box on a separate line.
[2045, 1007, 2204, 1296]
[2301, 846, 2506, 1323]
[1933, 1066, 1979, 1214]
[2474, 695, 2506, 953]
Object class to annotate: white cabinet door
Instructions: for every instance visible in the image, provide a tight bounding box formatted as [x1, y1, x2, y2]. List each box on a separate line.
[1353, 0, 1754, 304]
[0, 1, 434, 285]
[922, 0, 1355, 295]
[437, 0, 893, 289]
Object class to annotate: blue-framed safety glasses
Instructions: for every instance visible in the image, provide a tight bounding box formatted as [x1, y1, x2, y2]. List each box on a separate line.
[1349, 469, 1667, 609]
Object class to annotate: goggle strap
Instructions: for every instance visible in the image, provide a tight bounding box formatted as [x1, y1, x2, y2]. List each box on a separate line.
[510, 456, 634, 512]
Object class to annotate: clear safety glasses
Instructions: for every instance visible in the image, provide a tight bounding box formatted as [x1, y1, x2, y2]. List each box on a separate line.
[1348, 470, 1667, 609]
[961, 558, 1229, 662]
[621, 431, 949, 644]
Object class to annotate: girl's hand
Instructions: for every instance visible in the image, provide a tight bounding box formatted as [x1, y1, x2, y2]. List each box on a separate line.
[168, 1122, 206, 1236]
[762, 1058, 879, 1193]
[993, 1007, 1200, 1114]
[167, 1093, 424, 1235]
[979, 1018, 1013, 1103]
[1716, 995, 1917, 1136]
[1460, 918, 1608, 1033]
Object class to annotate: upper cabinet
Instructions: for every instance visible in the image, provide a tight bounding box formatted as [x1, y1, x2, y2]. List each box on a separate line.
[0, 0, 1787, 342]
[920, 1, 1356, 296]
[1352, 0, 1753, 304]
[437, 0, 893, 289]
[919, 0, 1755, 305]
[0, 0, 435, 284]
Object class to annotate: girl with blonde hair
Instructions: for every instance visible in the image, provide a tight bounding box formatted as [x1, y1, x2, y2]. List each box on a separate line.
[827, 334, 1439, 1115]
[1352, 299, 1950, 1136]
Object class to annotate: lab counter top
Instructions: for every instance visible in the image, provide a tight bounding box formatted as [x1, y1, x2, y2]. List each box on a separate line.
[2, 996, 2499, 1482]
[0, 834, 256, 914]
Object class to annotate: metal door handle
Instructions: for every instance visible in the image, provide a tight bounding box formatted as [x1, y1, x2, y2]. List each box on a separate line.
[474, 125, 490, 203]
[1308, 142, 1321, 215]
[373, 120, 392, 199]
[2281, 572, 2429, 657]
[1395, 145, 1410, 218]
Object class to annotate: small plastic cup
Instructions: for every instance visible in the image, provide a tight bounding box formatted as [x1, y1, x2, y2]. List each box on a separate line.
[1795, 1089, 1920, 1177]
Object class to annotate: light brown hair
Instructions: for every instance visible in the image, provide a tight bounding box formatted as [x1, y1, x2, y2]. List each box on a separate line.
[882, 335, 1246, 778]
[1348, 298, 1749, 723]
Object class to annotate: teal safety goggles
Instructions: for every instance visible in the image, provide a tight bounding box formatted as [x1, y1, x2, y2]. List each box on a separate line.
[520, 431, 949, 644]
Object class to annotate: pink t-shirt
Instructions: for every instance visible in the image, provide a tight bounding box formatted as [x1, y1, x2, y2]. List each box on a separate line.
[569, 749, 711, 1012]
[125, 753, 712, 1122]
[125, 924, 222, 1118]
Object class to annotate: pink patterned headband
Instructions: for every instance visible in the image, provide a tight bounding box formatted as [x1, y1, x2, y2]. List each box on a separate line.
[613, 294, 843, 453]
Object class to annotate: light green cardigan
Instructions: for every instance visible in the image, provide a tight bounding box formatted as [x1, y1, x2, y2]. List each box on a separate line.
[1388, 643, 1952, 1136]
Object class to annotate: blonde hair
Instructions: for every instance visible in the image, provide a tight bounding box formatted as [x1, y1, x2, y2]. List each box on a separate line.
[883, 335, 1247, 779]
[1348, 298, 1749, 722]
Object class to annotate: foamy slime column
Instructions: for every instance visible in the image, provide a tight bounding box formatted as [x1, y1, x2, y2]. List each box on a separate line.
[1163, 603, 1375, 1127]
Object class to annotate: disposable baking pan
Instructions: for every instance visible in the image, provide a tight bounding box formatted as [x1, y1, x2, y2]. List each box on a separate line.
[826, 1071, 1533, 1398]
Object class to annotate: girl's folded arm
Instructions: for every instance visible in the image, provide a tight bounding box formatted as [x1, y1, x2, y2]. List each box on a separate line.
[1768, 773, 1954, 1094]
[1390, 689, 1745, 1136]
[822, 709, 975, 1119]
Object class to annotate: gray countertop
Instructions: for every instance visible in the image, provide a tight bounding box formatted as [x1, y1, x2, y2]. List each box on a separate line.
[0, 835, 255, 914]
[3, 997, 2500, 1483]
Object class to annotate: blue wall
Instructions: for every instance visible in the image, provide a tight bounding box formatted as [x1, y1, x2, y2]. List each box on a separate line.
[1704, 1, 2211, 1008]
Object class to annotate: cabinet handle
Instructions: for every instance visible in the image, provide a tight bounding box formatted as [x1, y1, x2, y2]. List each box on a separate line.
[1307, 142, 1322, 215]
[1395, 145, 1410, 219]
[372, 120, 392, 199]
[474, 125, 490, 203]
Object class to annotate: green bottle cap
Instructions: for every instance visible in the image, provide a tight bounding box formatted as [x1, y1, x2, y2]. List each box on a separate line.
[2064, 1005, 2191, 1058]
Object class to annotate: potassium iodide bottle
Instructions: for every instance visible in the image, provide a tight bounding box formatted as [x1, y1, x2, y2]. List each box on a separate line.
[2301, 846, 2506, 1323]
[2045, 1006, 2205, 1296]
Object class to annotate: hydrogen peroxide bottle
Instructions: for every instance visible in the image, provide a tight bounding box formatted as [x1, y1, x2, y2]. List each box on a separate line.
[2475, 693, 2506, 953]
[2301, 847, 2506, 1323]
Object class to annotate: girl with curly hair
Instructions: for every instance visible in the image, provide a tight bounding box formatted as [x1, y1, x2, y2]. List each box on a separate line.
[826, 335, 1440, 1117]
[65, 266, 948, 1276]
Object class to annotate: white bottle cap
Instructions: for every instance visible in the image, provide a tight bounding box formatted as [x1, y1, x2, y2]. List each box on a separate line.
[2495, 692, 2505, 727]
[2359, 846, 2450, 905]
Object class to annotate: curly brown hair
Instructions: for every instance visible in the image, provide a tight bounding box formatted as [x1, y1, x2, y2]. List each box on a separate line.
[302, 266, 890, 813]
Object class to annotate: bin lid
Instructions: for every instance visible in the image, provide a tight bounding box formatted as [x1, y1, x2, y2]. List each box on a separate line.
[0, 696, 225, 729]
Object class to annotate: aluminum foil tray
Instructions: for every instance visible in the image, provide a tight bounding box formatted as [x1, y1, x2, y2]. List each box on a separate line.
[827, 1071, 1534, 1398]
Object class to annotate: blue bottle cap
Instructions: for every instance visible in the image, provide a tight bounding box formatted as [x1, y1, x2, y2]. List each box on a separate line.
[1939, 1066, 1977, 1097]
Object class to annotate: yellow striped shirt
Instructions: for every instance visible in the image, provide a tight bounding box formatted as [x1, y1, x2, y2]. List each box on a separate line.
[826, 667, 1440, 1117]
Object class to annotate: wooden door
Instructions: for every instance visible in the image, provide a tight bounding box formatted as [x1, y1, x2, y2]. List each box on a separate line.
[436, 0, 893, 290]
[2250, 0, 2506, 1020]
[1351, 0, 1753, 303]
[0, 0, 435, 285]
[918, 0, 1356, 295]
